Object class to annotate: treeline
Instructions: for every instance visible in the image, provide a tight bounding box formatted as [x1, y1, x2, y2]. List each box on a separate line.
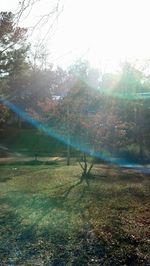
[0, 12, 150, 163]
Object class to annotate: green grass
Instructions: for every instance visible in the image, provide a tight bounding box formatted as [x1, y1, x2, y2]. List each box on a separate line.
[0, 128, 71, 156]
[0, 163, 150, 265]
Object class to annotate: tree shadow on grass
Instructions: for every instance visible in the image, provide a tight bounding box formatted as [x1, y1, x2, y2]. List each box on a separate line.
[1, 172, 150, 265]
[0, 180, 89, 265]
[1, 181, 150, 265]
[0, 180, 84, 236]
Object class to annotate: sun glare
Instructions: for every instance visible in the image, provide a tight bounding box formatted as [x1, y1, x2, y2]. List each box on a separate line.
[1, 0, 150, 69]
[48, 0, 150, 69]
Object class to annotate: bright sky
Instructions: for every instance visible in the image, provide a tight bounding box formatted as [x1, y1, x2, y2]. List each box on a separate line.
[1, 0, 150, 70]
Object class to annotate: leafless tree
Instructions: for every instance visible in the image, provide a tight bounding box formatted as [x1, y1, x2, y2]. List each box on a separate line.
[14, 0, 64, 42]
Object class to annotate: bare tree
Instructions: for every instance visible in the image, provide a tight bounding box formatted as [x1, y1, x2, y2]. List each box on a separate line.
[28, 42, 51, 70]
[15, 0, 64, 39]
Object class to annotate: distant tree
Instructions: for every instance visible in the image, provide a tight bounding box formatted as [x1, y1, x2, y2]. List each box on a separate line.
[0, 103, 10, 125]
[48, 62, 128, 180]
[0, 11, 30, 101]
[0, 12, 29, 79]
[101, 62, 150, 162]
[0, 12, 30, 126]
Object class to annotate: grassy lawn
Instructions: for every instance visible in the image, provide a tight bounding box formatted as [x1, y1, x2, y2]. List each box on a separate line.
[0, 162, 150, 265]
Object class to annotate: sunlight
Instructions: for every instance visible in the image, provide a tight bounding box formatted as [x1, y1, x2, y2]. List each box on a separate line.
[1, 2, 150, 265]
[1, 0, 150, 69]
[49, 0, 150, 69]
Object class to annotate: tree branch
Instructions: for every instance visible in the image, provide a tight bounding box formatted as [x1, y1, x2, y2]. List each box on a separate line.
[78, 160, 85, 171]
[87, 163, 94, 175]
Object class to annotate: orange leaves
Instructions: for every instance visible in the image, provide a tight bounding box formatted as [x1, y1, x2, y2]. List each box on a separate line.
[38, 97, 58, 113]
[27, 107, 42, 120]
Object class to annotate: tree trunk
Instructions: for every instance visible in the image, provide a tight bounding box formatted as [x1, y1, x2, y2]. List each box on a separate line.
[17, 115, 22, 129]
[66, 104, 71, 166]
[67, 141, 70, 166]
[78, 153, 94, 184]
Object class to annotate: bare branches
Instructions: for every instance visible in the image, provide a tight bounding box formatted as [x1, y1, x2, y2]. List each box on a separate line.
[14, 0, 64, 42]
[87, 163, 94, 175]
[33, 2, 64, 45]
[77, 153, 94, 180]
[78, 160, 85, 171]
[15, 0, 40, 24]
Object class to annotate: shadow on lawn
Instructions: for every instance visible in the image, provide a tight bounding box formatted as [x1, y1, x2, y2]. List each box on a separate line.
[0, 181, 89, 264]
[0, 180, 84, 237]
[1, 179, 149, 265]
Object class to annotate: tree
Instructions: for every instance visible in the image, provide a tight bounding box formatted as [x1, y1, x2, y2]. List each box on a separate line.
[47, 61, 129, 181]
[0, 12, 29, 79]
[0, 11, 30, 99]
[103, 62, 150, 162]
[0, 12, 30, 127]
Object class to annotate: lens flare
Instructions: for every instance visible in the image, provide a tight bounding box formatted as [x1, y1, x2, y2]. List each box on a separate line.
[1, 97, 150, 173]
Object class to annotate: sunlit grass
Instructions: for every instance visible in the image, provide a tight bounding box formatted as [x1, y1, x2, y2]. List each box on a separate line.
[0, 163, 149, 265]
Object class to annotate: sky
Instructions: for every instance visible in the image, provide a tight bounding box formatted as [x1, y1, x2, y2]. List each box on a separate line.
[1, 0, 150, 70]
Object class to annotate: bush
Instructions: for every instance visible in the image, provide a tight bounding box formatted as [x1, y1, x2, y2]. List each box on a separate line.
[118, 145, 150, 164]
